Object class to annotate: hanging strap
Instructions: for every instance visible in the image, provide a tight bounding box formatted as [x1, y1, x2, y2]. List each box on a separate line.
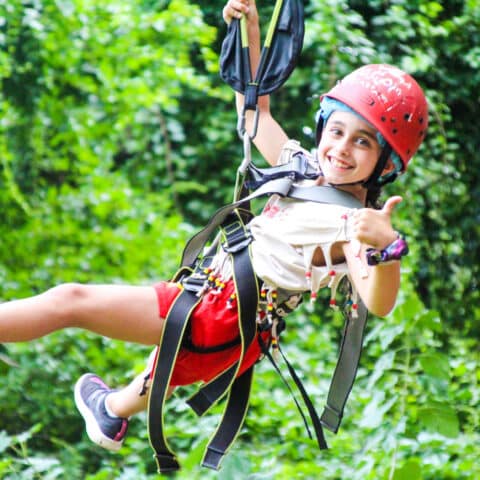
[201, 366, 254, 470]
[147, 287, 201, 473]
[320, 300, 369, 433]
[257, 302, 368, 449]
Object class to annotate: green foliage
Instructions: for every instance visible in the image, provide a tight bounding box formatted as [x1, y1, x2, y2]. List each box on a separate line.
[1, 0, 479, 478]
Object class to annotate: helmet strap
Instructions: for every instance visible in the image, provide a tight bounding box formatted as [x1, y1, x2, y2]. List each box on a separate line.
[362, 144, 394, 189]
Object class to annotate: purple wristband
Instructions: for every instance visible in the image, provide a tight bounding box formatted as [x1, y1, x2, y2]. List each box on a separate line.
[366, 235, 409, 266]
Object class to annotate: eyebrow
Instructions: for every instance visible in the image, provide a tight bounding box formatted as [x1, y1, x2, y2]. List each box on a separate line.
[329, 120, 379, 143]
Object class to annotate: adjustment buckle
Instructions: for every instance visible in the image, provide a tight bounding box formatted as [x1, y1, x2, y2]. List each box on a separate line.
[181, 272, 207, 294]
[222, 221, 253, 253]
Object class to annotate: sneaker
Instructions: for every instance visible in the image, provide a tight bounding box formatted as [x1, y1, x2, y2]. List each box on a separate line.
[74, 373, 129, 452]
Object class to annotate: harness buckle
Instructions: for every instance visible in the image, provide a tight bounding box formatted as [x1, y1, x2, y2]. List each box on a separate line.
[181, 272, 207, 294]
[221, 220, 253, 253]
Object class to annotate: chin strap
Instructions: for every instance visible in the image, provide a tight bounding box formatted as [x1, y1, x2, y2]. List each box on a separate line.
[361, 144, 394, 189]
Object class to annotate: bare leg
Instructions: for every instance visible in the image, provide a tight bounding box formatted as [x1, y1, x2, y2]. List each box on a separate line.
[106, 369, 176, 418]
[0, 283, 164, 345]
[106, 371, 151, 417]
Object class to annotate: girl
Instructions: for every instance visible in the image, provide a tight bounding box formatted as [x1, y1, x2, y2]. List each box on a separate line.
[1, 0, 428, 468]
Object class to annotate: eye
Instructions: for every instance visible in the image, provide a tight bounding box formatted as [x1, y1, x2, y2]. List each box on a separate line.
[327, 126, 343, 137]
[355, 136, 372, 147]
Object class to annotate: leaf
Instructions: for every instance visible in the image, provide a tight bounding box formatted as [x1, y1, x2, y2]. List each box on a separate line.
[379, 324, 405, 350]
[359, 391, 398, 429]
[418, 402, 459, 438]
[418, 352, 450, 381]
[393, 458, 423, 480]
[367, 350, 396, 389]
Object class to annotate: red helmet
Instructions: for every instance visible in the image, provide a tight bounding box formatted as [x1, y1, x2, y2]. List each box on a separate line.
[323, 64, 428, 169]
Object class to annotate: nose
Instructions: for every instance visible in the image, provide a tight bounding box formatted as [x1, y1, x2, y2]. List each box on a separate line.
[332, 137, 350, 156]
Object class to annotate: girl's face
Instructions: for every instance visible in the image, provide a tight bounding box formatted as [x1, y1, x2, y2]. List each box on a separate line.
[317, 111, 383, 187]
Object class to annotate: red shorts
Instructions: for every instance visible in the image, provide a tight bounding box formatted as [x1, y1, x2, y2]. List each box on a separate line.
[152, 280, 267, 386]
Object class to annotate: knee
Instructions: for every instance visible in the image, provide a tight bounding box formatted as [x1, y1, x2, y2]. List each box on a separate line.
[42, 283, 91, 325]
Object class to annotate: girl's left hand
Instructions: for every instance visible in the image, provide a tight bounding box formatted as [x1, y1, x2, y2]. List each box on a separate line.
[353, 195, 402, 250]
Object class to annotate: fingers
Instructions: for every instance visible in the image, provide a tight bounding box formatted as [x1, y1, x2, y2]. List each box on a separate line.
[381, 195, 403, 216]
[223, 0, 250, 24]
[352, 196, 403, 248]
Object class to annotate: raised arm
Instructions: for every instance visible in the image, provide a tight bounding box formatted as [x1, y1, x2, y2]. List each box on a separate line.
[223, 0, 289, 166]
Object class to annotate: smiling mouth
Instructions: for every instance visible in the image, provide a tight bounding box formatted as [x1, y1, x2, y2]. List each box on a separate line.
[328, 156, 352, 169]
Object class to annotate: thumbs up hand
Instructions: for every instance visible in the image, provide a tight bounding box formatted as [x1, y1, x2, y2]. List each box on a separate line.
[352, 196, 402, 250]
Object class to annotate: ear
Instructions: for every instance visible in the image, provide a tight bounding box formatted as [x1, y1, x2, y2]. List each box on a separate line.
[381, 158, 397, 176]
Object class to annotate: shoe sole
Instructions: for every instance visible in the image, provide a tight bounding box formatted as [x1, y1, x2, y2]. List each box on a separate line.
[74, 373, 123, 452]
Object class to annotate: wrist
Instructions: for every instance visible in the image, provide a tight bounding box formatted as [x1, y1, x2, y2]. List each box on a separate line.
[366, 233, 409, 266]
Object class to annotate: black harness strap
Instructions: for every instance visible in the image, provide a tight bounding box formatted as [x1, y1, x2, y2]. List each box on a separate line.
[202, 366, 254, 470]
[188, 216, 259, 471]
[187, 217, 259, 416]
[147, 286, 201, 473]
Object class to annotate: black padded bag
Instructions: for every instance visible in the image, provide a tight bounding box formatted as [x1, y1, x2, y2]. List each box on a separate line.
[220, 0, 304, 96]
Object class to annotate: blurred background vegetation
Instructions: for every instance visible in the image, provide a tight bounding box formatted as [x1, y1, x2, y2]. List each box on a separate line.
[0, 0, 479, 478]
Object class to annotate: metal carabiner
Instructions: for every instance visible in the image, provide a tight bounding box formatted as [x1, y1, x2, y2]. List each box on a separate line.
[237, 104, 260, 141]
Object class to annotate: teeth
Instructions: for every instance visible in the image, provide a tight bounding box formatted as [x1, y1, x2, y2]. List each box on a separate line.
[331, 158, 350, 168]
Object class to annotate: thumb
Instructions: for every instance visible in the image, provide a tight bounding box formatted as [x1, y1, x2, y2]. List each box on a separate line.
[382, 195, 403, 216]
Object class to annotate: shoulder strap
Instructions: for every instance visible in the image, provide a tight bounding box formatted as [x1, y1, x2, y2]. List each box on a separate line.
[181, 175, 361, 268]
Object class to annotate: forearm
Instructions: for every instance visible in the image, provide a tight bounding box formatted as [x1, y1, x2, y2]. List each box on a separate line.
[360, 262, 400, 317]
[345, 241, 401, 317]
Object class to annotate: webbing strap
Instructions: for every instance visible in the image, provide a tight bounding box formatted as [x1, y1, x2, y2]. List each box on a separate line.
[202, 367, 254, 470]
[260, 302, 368, 445]
[187, 216, 260, 471]
[187, 215, 259, 470]
[320, 300, 368, 433]
[258, 336, 328, 449]
[186, 235, 258, 417]
[147, 288, 200, 474]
